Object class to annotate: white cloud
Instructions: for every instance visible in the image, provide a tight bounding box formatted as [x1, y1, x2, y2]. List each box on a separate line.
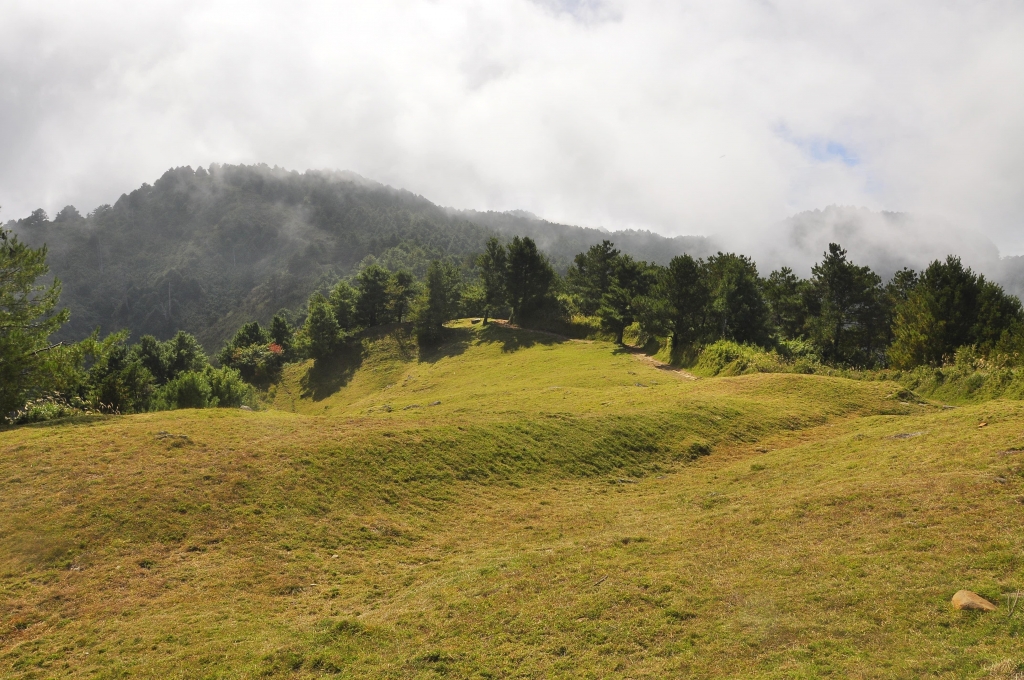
[1, 0, 1022, 253]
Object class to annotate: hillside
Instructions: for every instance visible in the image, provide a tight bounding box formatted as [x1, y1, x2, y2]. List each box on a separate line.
[5, 164, 714, 351]
[2, 322, 1023, 677]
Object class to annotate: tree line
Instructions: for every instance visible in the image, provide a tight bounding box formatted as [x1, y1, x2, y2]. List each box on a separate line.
[4, 219, 1023, 425]
[260, 235, 1022, 374]
[565, 240, 1022, 368]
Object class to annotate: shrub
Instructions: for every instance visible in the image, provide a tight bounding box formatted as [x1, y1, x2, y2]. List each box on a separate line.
[895, 345, 1024, 403]
[7, 394, 93, 425]
[692, 340, 788, 377]
[157, 370, 213, 409]
[208, 366, 255, 408]
[224, 342, 282, 383]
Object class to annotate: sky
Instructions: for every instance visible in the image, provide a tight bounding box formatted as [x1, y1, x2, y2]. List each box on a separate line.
[1, 0, 1023, 253]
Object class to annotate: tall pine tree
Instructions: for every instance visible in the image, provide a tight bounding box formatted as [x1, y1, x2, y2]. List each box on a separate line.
[0, 225, 70, 419]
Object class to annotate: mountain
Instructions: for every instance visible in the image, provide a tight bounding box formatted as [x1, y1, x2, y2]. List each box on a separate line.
[6, 164, 715, 351]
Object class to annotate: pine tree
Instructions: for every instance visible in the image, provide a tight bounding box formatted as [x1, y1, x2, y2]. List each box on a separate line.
[355, 264, 393, 327]
[477, 237, 507, 325]
[664, 254, 710, 348]
[504, 237, 554, 325]
[386, 270, 417, 323]
[763, 267, 808, 340]
[415, 261, 462, 343]
[596, 255, 656, 345]
[705, 252, 770, 346]
[0, 225, 70, 419]
[305, 293, 340, 361]
[567, 240, 619, 316]
[807, 244, 885, 366]
[328, 281, 358, 331]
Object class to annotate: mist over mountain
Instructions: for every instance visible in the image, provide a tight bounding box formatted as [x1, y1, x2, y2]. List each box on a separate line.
[730, 205, 1024, 301]
[5, 164, 714, 350]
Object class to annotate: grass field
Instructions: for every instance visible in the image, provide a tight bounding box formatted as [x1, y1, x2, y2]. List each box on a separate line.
[2, 321, 1023, 678]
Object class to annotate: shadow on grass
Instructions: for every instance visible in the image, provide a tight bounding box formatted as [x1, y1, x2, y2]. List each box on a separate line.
[475, 321, 566, 353]
[417, 326, 473, 363]
[300, 344, 363, 402]
[299, 322, 470, 400]
[297, 320, 566, 402]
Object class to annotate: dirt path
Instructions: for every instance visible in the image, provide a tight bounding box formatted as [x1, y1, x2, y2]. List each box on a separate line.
[625, 348, 699, 380]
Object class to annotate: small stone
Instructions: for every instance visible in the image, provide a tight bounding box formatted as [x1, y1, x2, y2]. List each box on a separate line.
[239, 405, 253, 411]
[428, 400, 441, 406]
[951, 590, 997, 611]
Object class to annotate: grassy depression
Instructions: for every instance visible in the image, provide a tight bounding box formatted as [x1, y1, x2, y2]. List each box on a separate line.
[1, 321, 1023, 678]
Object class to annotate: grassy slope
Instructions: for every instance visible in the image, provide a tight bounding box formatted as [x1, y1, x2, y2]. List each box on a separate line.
[1, 322, 1023, 678]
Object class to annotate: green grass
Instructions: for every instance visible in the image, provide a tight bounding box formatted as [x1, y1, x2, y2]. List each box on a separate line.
[2, 321, 1023, 678]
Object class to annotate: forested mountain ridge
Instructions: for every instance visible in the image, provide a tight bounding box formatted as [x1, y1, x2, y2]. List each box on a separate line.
[459, 208, 715, 271]
[6, 164, 713, 350]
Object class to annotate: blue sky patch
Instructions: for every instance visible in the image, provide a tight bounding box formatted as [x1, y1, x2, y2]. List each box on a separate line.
[776, 125, 860, 167]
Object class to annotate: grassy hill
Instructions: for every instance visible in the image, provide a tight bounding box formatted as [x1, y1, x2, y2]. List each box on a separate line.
[2, 322, 1023, 678]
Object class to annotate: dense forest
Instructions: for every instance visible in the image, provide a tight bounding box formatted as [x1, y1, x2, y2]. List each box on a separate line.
[5, 164, 714, 351]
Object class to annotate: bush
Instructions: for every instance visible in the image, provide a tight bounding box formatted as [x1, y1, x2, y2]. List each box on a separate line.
[776, 338, 824, 374]
[90, 358, 155, 414]
[223, 342, 283, 383]
[895, 345, 1024, 403]
[153, 367, 255, 410]
[7, 394, 94, 425]
[692, 340, 788, 377]
[208, 366, 255, 408]
[157, 370, 213, 409]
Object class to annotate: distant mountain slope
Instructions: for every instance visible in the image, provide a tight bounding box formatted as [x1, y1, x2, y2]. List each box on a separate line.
[6, 164, 713, 350]
[458, 209, 717, 271]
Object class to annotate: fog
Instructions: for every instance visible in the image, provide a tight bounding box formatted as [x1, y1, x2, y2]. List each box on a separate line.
[2, 1, 1023, 262]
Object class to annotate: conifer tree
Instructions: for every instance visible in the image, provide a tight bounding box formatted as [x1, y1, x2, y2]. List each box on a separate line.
[415, 261, 462, 343]
[504, 236, 554, 325]
[0, 224, 70, 419]
[477, 237, 507, 325]
[355, 264, 393, 327]
[305, 293, 340, 361]
[567, 240, 619, 316]
[807, 244, 885, 366]
[664, 254, 710, 348]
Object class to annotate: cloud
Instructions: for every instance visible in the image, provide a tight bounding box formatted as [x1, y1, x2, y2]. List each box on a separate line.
[1, 0, 1022, 255]
[746, 206, 1001, 279]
